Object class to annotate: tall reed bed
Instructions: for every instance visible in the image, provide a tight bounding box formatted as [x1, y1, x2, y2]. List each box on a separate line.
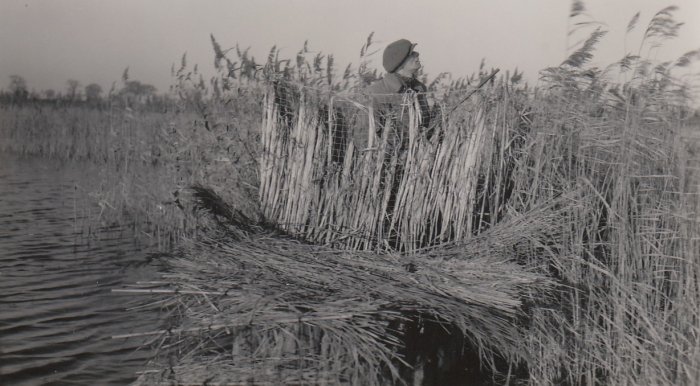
[0, 91, 262, 247]
[517, 81, 700, 384]
[248, 10, 700, 382]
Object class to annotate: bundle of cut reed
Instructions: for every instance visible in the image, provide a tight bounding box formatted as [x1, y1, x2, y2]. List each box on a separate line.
[122, 193, 568, 385]
[259, 82, 489, 252]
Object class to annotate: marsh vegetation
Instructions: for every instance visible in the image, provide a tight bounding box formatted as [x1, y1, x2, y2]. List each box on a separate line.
[1, 4, 699, 385]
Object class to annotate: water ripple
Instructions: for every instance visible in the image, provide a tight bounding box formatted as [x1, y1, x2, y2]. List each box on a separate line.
[0, 154, 164, 385]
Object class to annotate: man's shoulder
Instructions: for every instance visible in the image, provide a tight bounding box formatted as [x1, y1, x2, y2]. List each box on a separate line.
[367, 73, 403, 95]
[367, 78, 391, 95]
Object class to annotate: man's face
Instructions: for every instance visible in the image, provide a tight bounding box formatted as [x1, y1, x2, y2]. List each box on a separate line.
[401, 52, 422, 76]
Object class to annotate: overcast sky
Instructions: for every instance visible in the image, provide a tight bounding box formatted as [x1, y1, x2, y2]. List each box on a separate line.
[1, 0, 698, 94]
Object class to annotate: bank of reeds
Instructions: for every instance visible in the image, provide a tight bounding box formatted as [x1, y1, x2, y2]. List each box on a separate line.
[253, 69, 699, 384]
[0, 78, 263, 247]
[182, 10, 700, 383]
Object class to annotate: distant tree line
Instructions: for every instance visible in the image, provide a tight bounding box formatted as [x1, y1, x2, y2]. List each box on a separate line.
[0, 72, 176, 112]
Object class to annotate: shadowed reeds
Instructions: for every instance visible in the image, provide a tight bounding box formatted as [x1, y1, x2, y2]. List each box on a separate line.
[122, 189, 566, 385]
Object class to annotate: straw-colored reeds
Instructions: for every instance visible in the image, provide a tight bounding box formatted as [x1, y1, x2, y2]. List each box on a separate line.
[251, 66, 700, 384]
[123, 193, 566, 385]
[3, 13, 699, 384]
[259, 83, 489, 253]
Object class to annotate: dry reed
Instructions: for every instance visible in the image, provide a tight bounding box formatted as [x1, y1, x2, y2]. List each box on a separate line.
[125, 192, 566, 385]
[259, 83, 489, 253]
[2, 7, 698, 384]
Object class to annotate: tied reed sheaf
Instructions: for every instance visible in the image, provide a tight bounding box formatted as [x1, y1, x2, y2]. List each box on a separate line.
[1, 2, 699, 385]
[259, 85, 487, 252]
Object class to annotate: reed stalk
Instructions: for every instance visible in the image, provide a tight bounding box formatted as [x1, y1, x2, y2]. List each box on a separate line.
[258, 84, 492, 253]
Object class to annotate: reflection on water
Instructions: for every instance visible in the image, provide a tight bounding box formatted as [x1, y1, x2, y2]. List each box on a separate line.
[0, 154, 163, 385]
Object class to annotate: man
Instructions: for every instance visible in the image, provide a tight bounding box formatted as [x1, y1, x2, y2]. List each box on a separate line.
[367, 39, 433, 133]
[364, 39, 437, 251]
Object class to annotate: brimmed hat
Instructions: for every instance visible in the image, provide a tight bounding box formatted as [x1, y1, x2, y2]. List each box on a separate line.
[383, 39, 417, 73]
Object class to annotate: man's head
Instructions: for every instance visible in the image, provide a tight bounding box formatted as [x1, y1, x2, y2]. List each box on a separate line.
[383, 39, 422, 77]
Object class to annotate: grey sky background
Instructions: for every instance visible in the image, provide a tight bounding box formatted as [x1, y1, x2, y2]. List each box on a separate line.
[1, 0, 698, 95]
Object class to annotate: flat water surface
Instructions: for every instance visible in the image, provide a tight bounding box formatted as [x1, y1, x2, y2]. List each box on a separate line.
[0, 154, 163, 385]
